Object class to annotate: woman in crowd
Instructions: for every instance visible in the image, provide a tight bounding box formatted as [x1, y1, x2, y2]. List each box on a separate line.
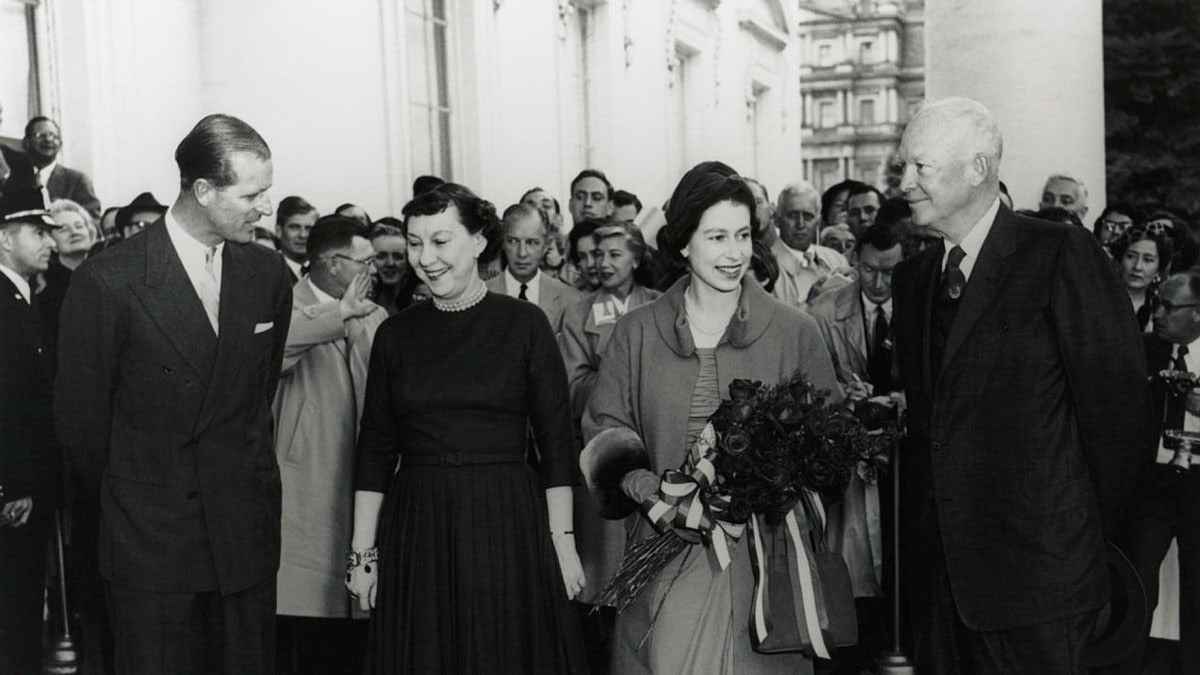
[569, 217, 605, 292]
[582, 161, 840, 674]
[542, 229, 580, 287]
[1111, 222, 1174, 330]
[560, 221, 660, 419]
[559, 221, 660, 617]
[347, 183, 587, 674]
[368, 219, 419, 315]
[37, 198, 98, 345]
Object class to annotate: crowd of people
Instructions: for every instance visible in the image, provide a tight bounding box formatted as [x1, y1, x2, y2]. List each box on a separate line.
[0, 97, 1196, 675]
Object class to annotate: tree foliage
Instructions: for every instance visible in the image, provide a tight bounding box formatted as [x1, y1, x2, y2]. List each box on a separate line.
[1104, 0, 1200, 219]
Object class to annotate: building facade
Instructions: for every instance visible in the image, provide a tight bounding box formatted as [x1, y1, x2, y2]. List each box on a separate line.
[796, 0, 923, 195]
[1, 0, 808, 228]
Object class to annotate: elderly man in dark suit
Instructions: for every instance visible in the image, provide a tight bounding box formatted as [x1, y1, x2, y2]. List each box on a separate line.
[0, 188, 61, 674]
[55, 114, 292, 674]
[890, 97, 1153, 674]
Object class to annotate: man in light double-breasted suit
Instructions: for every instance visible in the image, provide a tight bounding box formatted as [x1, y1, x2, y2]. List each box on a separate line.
[272, 216, 386, 674]
[55, 114, 292, 674]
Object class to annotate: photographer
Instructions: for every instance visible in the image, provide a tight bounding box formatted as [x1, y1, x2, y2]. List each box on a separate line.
[807, 222, 906, 672]
[1116, 269, 1200, 673]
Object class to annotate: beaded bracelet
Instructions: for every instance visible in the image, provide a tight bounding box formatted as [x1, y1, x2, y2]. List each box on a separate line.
[346, 547, 379, 571]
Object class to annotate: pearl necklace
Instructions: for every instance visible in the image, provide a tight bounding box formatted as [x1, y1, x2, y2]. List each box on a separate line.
[684, 290, 739, 335]
[432, 277, 487, 312]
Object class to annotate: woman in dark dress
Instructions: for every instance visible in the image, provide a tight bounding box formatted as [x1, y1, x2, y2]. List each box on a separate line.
[347, 183, 588, 674]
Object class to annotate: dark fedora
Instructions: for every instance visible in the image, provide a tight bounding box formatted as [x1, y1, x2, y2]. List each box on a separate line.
[115, 192, 167, 234]
[0, 187, 58, 228]
[1085, 540, 1149, 667]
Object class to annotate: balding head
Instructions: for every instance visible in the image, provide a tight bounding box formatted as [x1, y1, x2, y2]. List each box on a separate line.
[1040, 173, 1089, 219]
[898, 97, 1003, 242]
[775, 181, 822, 251]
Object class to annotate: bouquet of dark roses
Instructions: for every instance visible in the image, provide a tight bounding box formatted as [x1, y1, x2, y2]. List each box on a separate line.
[586, 368, 902, 656]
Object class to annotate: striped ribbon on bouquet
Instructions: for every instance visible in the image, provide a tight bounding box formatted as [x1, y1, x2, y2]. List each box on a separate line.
[746, 489, 833, 659]
[637, 422, 745, 569]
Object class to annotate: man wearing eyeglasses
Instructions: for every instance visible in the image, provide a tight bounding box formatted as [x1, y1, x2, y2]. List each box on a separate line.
[272, 214, 385, 675]
[1115, 270, 1200, 674]
[15, 117, 102, 219]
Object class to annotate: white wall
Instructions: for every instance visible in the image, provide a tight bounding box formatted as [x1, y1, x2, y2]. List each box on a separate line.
[925, 0, 1106, 218]
[31, 0, 807, 226]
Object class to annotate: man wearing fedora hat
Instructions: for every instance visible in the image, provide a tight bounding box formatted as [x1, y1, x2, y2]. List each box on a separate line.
[114, 191, 168, 240]
[0, 187, 62, 673]
[55, 114, 292, 674]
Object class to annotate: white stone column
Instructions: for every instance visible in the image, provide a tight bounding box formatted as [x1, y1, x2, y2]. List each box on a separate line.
[925, 0, 1106, 216]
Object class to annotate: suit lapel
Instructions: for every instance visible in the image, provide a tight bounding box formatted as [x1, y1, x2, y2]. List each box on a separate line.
[195, 242, 259, 429]
[539, 275, 560, 321]
[909, 241, 941, 396]
[834, 286, 869, 370]
[938, 208, 1019, 378]
[130, 223, 218, 380]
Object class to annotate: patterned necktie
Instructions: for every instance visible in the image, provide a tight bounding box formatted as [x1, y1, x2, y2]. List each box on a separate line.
[518, 283, 529, 301]
[941, 246, 966, 300]
[931, 245, 967, 381]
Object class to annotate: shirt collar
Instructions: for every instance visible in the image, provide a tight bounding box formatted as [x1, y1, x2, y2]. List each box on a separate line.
[283, 256, 303, 279]
[860, 292, 892, 317]
[35, 160, 57, 184]
[943, 196, 1001, 280]
[165, 207, 224, 262]
[504, 267, 540, 296]
[0, 262, 31, 303]
[309, 276, 337, 304]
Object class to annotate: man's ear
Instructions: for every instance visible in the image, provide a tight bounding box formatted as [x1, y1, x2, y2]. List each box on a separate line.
[969, 154, 989, 187]
[193, 178, 216, 207]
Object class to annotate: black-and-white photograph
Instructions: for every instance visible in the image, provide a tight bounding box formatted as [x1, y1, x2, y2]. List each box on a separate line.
[1, 0, 1198, 674]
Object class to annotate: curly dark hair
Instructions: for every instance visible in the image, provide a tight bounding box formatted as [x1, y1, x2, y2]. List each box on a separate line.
[400, 183, 502, 263]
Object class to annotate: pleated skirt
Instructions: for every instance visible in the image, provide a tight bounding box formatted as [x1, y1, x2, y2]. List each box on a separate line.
[366, 461, 588, 674]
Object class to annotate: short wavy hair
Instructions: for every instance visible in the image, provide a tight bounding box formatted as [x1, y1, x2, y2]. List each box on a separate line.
[49, 198, 98, 242]
[400, 183, 502, 263]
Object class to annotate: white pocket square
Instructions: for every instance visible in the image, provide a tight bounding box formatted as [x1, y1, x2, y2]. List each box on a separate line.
[253, 322, 274, 334]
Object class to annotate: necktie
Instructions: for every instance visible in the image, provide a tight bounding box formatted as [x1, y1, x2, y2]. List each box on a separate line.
[868, 304, 892, 391]
[930, 245, 966, 381]
[299, 262, 310, 277]
[518, 283, 528, 301]
[940, 246, 966, 301]
[199, 246, 220, 334]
